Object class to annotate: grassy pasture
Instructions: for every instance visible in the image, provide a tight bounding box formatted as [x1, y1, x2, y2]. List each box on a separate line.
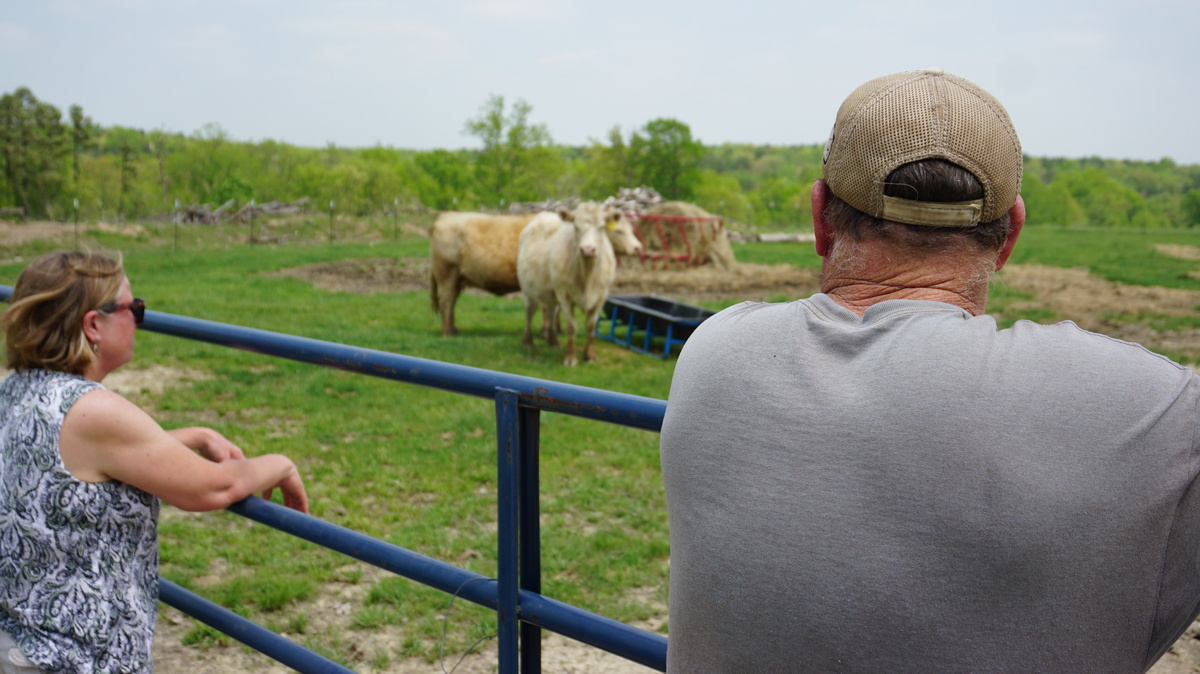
[3, 218, 1200, 667]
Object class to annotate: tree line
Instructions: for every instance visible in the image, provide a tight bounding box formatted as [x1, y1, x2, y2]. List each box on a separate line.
[3, 86, 1200, 229]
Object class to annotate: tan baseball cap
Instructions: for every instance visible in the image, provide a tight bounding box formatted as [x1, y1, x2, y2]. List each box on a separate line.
[821, 68, 1022, 227]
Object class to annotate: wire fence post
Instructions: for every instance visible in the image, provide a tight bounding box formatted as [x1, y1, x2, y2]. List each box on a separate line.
[328, 200, 335, 244]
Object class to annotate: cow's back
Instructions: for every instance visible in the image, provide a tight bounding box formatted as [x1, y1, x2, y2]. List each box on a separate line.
[432, 212, 534, 295]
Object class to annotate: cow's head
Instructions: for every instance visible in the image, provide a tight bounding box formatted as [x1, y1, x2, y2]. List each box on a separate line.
[568, 203, 613, 259]
[604, 211, 643, 257]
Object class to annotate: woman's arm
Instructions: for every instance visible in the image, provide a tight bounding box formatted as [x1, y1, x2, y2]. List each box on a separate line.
[167, 427, 246, 462]
[60, 389, 309, 513]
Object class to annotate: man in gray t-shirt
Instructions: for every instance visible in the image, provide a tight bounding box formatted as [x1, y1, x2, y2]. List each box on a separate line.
[660, 69, 1200, 673]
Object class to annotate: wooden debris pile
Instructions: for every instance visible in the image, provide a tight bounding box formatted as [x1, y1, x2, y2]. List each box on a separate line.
[602, 186, 663, 215]
[231, 198, 311, 222]
[503, 198, 579, 214]
[176, 199, 235, 224]
[177, 198, 311, 224]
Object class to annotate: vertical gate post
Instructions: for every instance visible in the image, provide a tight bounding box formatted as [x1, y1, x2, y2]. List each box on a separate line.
[496, 390, 545, 674]
[519, 404, 542, 674]
[496, 388, 522, 674]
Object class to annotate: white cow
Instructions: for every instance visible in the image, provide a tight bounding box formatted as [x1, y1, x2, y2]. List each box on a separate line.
[517, 202, 620, 366]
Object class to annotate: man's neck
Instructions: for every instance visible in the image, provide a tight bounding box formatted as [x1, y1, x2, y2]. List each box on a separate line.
[820, 240, 994, 317]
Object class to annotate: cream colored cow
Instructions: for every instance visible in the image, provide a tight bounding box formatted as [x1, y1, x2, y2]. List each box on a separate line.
[516, 203, 622, 366]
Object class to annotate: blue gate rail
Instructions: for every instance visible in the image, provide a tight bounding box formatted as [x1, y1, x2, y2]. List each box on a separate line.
[0, 285, 669, 673]
[158, 578, 356, 674]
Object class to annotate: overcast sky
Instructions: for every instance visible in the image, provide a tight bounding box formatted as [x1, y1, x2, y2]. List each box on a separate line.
[2, 1, 1198, 165]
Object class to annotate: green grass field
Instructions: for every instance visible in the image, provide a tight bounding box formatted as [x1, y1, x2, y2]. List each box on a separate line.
[3, 217, 1200, 668]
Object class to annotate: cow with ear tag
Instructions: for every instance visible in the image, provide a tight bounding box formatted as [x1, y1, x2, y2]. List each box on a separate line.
[516, 202, 622, 366]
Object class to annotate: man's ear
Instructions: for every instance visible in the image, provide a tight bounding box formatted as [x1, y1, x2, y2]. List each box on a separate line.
[995, 196, 1025, 271]
[812, 180, 832, 257]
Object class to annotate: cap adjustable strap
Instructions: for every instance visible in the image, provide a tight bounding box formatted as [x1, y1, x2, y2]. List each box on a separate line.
[881, 195, 983, 227]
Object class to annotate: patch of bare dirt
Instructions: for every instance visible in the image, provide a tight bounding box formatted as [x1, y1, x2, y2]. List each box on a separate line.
[996, 264, 1200, 363]
[273, 257, 431, 295]
[612, 261, 819, 301]
[274, 256, 821, 304]
[153, 563, 663, 673]
[1156, 244, 1200, 262]
[0, 220, 148, 253]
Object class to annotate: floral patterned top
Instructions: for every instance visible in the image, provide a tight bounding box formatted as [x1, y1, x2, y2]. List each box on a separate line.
[0, 369, 160, 673]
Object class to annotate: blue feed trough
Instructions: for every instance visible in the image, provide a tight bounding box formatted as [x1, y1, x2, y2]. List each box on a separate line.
[596, 294, 716, 359]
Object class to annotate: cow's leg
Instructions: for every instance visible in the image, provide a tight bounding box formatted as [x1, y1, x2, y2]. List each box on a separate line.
[521, 297, 537, 349]
[545, 304, 560, 347]
[540, 306, 555, 343]
[431, 259, 461, 337]
[560, 299, 579, 367]
[583, 302, 603, 362]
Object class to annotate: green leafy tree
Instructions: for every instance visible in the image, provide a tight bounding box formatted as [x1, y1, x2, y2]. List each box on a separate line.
[694, 169, 751, 223]
[630, 118, 705, 200]
[1059, 168, 1168, 228]
[210, 173, 254, 208]
[147, 128, 172, 200]
[1021, 175, 1085, 226]
[752, 177, 810, 228]
[115, 131, 139, 219]
[187, 123, 238, 205]
[240, 139, 304, 203]
[68, 104, 93, 187]
[413, 149, 475, 209]
[462, 95, 560, 205]
[581, 125, 634, 199]
[0, 87, 68, 217]
[1182, 189, 1200, 227]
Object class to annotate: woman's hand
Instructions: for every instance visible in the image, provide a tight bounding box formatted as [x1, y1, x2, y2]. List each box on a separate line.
[263, 463, 309, 514]
[168, 427, 246, 462]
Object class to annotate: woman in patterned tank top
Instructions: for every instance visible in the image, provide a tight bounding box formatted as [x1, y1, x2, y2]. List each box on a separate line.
[0, 251, 309, 673]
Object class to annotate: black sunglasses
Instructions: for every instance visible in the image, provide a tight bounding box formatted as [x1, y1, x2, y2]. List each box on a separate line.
[99, 297, 146, 325]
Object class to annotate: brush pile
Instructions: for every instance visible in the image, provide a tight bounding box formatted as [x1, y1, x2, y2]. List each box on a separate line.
[602, 186, 664, 215]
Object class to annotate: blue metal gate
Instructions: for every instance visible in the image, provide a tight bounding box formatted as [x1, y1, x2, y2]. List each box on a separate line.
[1, 285, 669, 673]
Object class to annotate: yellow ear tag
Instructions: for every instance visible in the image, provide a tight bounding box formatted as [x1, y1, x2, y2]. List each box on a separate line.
[606, 222, 617, 231]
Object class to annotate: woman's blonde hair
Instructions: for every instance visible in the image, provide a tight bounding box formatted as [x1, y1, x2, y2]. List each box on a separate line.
[3, 250, 125, 375]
